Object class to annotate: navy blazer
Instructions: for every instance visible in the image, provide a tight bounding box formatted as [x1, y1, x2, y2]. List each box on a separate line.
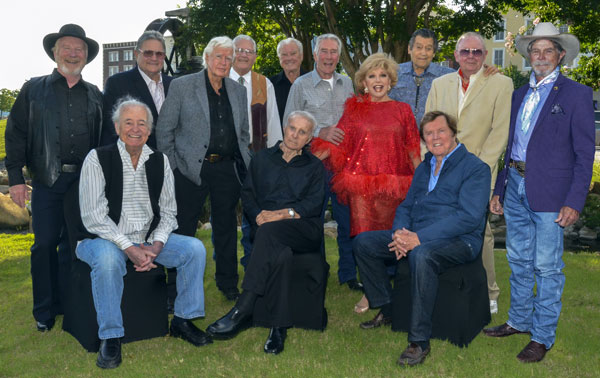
[493, 74, 595, 213]
[392, 144, 491, 253]
[101, 67, 173, 148]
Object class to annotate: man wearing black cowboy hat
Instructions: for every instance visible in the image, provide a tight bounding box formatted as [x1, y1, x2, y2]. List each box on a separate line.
[5, 24, 103, 332]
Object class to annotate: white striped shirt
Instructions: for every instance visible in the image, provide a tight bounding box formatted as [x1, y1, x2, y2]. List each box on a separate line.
[79, 139, 178, 250]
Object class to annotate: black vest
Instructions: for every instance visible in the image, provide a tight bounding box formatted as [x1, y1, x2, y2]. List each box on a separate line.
[66, 143, 165, 248]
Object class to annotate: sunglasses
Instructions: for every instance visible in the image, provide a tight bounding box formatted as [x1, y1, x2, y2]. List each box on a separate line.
[235, 48, 256, 55]
[139, 49, 166, 58]
[458, 48, 484, 57]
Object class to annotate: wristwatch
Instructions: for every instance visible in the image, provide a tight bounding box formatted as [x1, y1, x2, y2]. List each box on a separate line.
[288, 208, 295, 218]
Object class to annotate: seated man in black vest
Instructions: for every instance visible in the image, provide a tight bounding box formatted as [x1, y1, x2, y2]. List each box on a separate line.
[206, 110, 325, 354]
[74, 97, 211, 369]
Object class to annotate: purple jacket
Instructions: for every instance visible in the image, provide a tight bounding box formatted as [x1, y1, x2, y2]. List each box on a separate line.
[494, 74, 595, 213]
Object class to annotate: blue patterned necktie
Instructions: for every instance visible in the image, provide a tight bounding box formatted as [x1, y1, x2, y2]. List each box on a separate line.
[520, 68, 559, 133]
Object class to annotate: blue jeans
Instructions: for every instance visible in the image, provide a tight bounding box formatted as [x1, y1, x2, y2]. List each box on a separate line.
[503, 168, 565, 349]
[354, 230, 476, 345]
[322, 169, 355, 283]
[76, 234, 207, 340]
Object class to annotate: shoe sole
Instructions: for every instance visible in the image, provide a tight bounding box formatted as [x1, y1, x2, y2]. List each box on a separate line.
[96, 356, 122, 369]
[206, 322, 251, 340]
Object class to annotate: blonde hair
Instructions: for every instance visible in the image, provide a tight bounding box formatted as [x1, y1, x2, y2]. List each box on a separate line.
[354, 53, 398, 94]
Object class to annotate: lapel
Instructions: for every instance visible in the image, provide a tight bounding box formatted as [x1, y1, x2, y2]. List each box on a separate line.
[529, 74, 563, 141]
[225, 77, 241, 133]
[444, 74, 460, 114]
[131, 68, 158, 118]
[161, 73, 172, 96]
[196, 70, 211, 124]
[461, 73, 488, 113]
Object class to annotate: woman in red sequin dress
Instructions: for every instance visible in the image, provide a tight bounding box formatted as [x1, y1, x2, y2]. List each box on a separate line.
[312, 53, 421, 312]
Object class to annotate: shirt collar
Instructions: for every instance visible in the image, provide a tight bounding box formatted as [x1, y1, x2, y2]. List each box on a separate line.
[138, 66, 162, 85]
[310, 69, 342, 87]
[50, 68, 85, 86]
[229, 69, 252, 82]
[429, 143, 462, 168]
[117, 138, 153, 163]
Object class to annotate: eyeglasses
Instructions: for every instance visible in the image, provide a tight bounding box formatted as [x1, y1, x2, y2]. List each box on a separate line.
[458, 48, 484, 58]
[138, 49, 166, 59]
[235, 48, 256, 55]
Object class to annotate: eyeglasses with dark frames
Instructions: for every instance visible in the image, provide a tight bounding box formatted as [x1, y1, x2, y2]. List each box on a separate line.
[138, 49, 166, 59]
[458, 48, 484, 57]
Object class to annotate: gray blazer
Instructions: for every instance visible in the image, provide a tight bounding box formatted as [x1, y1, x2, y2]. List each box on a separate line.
[156, 69, 251, 186]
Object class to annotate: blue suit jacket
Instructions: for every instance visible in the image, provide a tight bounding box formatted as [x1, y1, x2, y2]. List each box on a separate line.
[493, 74, 595, 213]
[101, 67, 173, 148]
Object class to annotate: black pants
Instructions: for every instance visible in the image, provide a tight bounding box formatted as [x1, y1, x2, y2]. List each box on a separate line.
[173, 161, 241, 290]
[242, 218, 321, 327]
[30, 173, 78, 323]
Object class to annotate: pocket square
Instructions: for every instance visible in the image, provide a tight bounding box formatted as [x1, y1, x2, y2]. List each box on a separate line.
[551, 104, 564, 114]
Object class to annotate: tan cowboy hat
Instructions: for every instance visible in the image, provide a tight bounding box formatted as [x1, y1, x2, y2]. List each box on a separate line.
[43, 24, 99, 63]
[515, 22, 580, 65]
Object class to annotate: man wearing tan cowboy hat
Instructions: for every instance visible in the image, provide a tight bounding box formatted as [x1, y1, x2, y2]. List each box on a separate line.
[4, 24, 102, 332]
[483, 22, 595, 363]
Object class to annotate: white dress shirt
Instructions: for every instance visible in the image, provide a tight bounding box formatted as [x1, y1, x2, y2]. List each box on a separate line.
[229, 69, 282, 147]
[138, 67, 165, 112]
[79, 139, 178, 250]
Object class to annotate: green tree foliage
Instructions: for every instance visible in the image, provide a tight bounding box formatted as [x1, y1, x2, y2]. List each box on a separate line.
[0, 88, 19, 115]
[564, 45, 600, 91]
[182, 0, 506, 79]
[502, 64, 529, 89]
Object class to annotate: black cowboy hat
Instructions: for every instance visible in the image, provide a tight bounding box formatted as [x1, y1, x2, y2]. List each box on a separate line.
[43, 24, 99, 63]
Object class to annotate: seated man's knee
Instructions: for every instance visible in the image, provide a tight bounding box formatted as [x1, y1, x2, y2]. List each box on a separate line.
[93, 240, 126, 272]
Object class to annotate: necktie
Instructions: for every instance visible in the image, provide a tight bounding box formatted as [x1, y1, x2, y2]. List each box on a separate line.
[238, 76, 245, 85]
[149, 81, 164, 113]
[520, 68, 559, 133]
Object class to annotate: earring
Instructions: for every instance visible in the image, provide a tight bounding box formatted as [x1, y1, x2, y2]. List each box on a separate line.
[364, 87, 369, 93]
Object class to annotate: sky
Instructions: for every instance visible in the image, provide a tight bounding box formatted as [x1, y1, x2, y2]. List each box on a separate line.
[0, 0, 184, 91]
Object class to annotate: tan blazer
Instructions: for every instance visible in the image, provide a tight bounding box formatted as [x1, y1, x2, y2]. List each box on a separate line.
[425, 71, 513, 188]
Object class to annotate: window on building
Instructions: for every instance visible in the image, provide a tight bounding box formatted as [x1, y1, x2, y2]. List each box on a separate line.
[523, 57, 532, 70]
[439, 60, 450, 68]
[124, 50, 134, 61]
[493, 48, 505, 68]
[108, 66, 119, 76]
[525, 19, 534, 35]
[123, 64, 134, 71]
[559, 24, 569, 33]
[108, 51, 119, 62]
[494, 19, 506, 41]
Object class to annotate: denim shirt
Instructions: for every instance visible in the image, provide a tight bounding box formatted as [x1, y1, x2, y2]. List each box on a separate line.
[428, 143, 462, 192]
[389, 62, 454, 125]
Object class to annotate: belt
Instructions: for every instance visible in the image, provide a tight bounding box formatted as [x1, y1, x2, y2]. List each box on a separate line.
[204, 154, 233, 163]
[509, 159, 525, 177]
[61, 164, 80, 173]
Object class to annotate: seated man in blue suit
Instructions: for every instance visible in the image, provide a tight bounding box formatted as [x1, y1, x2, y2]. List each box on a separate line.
[353, 111, 490, 367]
[101, 30, 173, 148]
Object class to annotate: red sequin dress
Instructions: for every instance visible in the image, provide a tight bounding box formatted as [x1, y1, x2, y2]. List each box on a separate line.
[311, 95, 420, 236]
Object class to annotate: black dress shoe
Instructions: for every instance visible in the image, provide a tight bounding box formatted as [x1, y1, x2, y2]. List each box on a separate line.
[96, 338, 121, 369]
[170, 319, 213, 346]
[397, 343, 430, 366]
[483, 323, 530, 337]
[220, 287, 240, 301]
[359, 310, 392, 329]
[345, 279, 364, 292]
[36, 318, 55, 332]
[264, 327, 287, 355]
[206, 307, 252, 340]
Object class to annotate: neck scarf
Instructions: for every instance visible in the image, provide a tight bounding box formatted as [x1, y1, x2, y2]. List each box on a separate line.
[520, 67, 560, 133]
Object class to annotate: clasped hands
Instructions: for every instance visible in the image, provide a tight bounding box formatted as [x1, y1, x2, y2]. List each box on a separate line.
[256, 209, 297, 226]
[124, 241, 164, 272]
[388, 228, 420, 260]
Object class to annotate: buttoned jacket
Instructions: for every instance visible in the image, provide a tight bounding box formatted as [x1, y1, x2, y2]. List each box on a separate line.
[493, 74, 595, 213]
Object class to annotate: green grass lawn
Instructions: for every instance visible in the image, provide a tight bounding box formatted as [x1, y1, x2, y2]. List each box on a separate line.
[0, 118, 6, 161]
[1, 231, 599, 377]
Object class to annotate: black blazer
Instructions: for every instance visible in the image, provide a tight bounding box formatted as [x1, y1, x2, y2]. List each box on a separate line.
[101, 67, 173, 148]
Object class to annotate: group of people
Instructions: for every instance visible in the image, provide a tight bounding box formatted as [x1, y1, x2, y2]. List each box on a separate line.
[4, 20, 595, 369]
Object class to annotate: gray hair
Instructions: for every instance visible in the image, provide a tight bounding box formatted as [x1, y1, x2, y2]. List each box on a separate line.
[233, 34, 257, 53]
[527, 38, 566, 65]
[455, 31, 486, 52]
[409, 29, 439, 53]
[313, 34, 342, 55]
[52, 36, 88, 58]
[202, 36, 234, 68]
[277, 38, 303, 57]
[135, 30, 166, 52]
[286, 110, 317, 135]
[112, 96, 154, 132]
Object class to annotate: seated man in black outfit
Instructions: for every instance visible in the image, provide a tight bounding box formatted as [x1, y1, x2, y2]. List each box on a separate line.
[206, 110, 325, 354]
